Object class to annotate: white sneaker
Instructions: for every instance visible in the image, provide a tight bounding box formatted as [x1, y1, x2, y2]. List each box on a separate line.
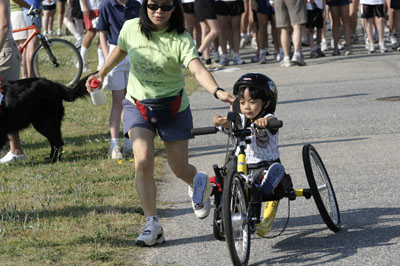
[188, 186, 211, 219]
[251, 37, 258, 50]
[135, 219, 165, 247]
[108, 146, 123, 159]
[0, 151, 28, 164]
[379, 42, 387, 53]
[280, 57, 294, 67]
[56, 29, 62, 37]
[368, 44, 375, 54]
[190, 172, 212, 219]
[321, 39, 329, 52]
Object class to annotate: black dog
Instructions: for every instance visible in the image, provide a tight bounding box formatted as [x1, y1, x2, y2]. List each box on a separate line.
[0, 74, 93, 162]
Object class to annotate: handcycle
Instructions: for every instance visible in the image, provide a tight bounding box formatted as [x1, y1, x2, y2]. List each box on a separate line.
[12, 6, 83, 87]
[192, 112, 341, 266]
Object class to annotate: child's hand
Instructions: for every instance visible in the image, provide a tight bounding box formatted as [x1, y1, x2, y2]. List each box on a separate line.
[213, 115, 228, 127]
[254, 117, 269, 128]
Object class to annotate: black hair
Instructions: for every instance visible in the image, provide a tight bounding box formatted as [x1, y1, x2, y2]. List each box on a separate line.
[237, 86, 268, 102]
[139, 0, 186, 40]
[237, 86, 274, 115]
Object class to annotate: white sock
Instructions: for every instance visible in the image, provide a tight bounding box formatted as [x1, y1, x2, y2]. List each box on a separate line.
[146, 216, 160, 226]
[110, 138, 119, 149]
[80, 46, 88, 65]
[74, 32, 83, 41]
[97, 48, 105, 70]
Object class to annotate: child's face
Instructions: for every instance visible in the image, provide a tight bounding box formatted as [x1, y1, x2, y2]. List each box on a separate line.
[239, 88, 265, 120]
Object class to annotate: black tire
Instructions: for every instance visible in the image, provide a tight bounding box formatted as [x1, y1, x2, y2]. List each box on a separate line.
[302, 144, 341, 232]
[213, 205, 225, 241]
[223, 171, 250, 266]
[30, 38, 83, 87]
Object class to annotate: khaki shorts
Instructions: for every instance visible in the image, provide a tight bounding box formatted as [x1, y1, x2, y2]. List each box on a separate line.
[0, 40, 21, 81]
[275, 0, 307, 28]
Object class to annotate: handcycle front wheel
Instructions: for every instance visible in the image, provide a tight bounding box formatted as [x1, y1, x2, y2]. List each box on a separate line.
[222, 171, 250, 266]
[302, 144, 341, 232]
[30, 38, 83, 87]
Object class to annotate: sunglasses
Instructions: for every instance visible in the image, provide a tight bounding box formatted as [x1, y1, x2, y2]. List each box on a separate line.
[147, 3, 174, 11]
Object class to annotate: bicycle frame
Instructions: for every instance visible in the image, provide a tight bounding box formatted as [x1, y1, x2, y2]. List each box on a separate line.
[12, 25, 39, 55]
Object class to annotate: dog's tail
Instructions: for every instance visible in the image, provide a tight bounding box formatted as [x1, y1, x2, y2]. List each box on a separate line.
[65, 72, 98, 102]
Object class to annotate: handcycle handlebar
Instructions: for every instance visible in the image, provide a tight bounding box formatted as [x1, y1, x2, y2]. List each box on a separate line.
[191, 118, 283, 136]
[191, 126, 219, 136]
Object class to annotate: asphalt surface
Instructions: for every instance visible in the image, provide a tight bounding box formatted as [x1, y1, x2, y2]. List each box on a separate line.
[140, 42, 400, 266]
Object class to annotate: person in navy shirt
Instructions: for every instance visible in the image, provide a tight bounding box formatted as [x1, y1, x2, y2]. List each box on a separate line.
[96, 0, 141, 159]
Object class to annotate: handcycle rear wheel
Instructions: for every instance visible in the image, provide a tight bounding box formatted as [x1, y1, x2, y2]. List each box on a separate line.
[223, 171, 250, 266]
[30, 38, 83, 87]
[302, 144, 341, 232]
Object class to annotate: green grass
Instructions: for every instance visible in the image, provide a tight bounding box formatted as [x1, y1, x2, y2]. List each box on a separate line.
[0, 36, 199, 265]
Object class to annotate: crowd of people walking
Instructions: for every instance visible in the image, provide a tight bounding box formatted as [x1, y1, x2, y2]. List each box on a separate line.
[183, 0, 400, 68]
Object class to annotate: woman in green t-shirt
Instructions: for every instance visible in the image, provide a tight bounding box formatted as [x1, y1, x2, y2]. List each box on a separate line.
[86, 0, 235, 247]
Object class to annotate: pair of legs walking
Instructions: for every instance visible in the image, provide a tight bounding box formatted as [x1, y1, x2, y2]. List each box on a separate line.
[130, 127, 211, 246]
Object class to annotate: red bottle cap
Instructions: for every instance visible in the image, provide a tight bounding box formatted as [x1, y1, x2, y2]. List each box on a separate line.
[90, 79, 100, 88]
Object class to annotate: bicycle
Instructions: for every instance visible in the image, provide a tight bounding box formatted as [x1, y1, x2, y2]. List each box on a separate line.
[12, 7, 83, 87]
[192, 112, 341, 266]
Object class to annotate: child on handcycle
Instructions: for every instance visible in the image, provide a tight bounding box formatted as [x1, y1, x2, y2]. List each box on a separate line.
[213, 72, 286, 236]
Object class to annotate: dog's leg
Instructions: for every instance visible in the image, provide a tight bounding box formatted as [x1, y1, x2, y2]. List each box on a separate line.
[32, 116, 64, 163]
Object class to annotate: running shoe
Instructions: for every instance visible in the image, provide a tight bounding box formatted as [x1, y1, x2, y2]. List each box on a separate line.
[379, 42, 387, 53]
[215, 54, 228, 70]
[0, 151, 28, 164]
[332, 47, 340, 56]
[190, 172, 212, 219]
[345, 45, 353, 56]
[232, 54, 245, 65]
[259, 49, 267, 64]
[108, 146, 123, 159]
[135, 219, 165, 247]
[321, 39, 329, 52]
[291, 52, 306, 66]
[280, 58, 294, 67]
[260, 163, 285, 195]
[368, 44, 375, 54]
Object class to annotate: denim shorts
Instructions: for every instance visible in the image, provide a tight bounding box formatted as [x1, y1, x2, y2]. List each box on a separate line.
[122, 99, 194, 142]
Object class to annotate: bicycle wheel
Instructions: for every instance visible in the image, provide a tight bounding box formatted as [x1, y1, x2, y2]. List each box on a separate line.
[31, 38, 83, 87]
[223, 171, 250, 266]
[213, 205, 225, 241]
[302, 144, 341, 232]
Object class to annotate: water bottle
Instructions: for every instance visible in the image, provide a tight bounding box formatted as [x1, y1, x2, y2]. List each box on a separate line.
[90, 79, 106, 106]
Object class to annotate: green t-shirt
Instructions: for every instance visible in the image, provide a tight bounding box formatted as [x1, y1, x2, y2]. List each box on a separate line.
[118, 18, 198, 112]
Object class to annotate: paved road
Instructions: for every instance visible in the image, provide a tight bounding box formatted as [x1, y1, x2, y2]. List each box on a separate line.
[140, 44, 400, 266]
